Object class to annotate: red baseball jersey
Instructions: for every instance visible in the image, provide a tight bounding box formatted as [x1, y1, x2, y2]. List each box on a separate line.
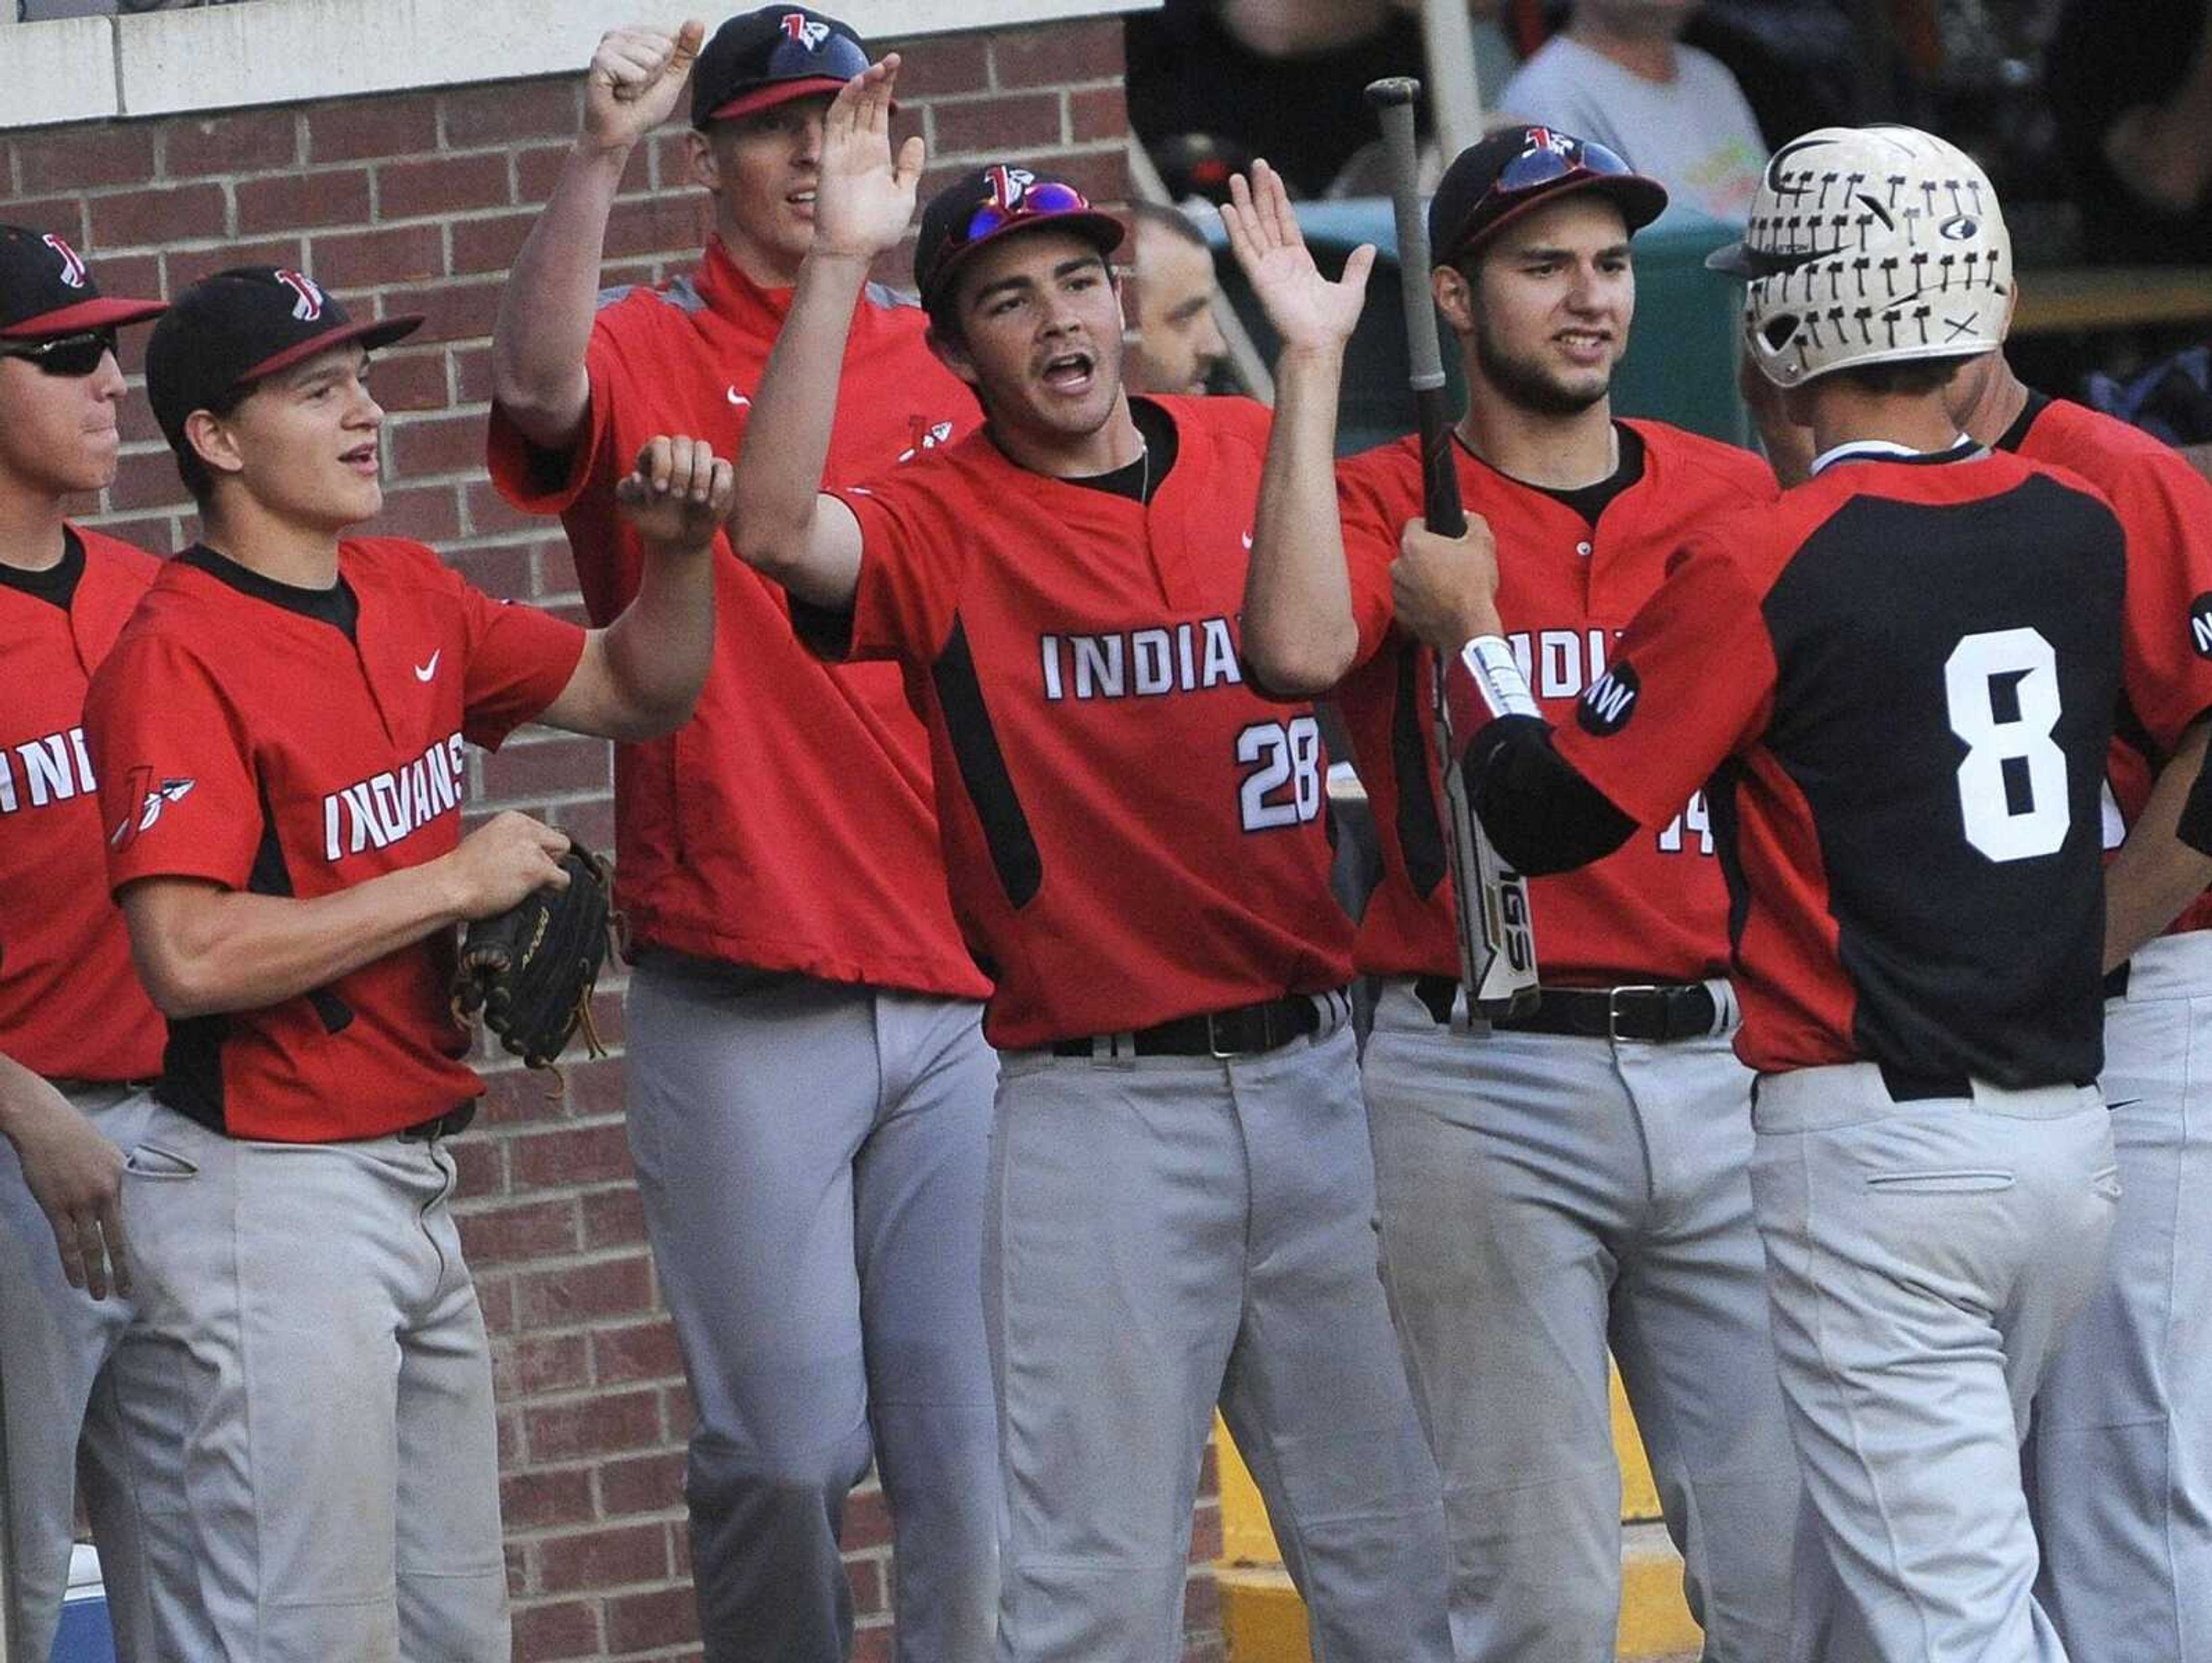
[0, 528, 164, 1082]
[2001, 392, 2212, 937]
[822, 395, 1353, 1050]
[87, 540, 585, 1143]
[487, 238, 988, 997]
[1335, 421, 1776, 983]
[1531, 448, 2124, 1085]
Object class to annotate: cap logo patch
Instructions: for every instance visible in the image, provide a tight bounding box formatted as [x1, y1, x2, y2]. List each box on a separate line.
[43, 234, 86, 290]
[274, 269, 325, 322]
[1524, 127, 1573, 159]
[985, 165, 1038, 212]
[779, 12, 831, 50]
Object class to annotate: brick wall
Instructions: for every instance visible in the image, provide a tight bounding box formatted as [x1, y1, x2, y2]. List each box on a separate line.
[2, 13, 1225, 1661]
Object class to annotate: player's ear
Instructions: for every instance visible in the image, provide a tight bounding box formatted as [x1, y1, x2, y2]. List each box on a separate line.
[1432, 262, 1476, 336]
[183, 408, 246, 482]
[686, 130, 718, 194]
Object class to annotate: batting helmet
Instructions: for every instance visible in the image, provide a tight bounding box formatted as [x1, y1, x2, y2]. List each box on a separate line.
[1710, 125, 2010, 389]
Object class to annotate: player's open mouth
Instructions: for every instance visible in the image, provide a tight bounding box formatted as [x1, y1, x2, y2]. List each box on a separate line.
[1040, 351, 1094, 394]
[342, 442, 380, 476]
[1555, 329, 1612, 362]
[789, 190, 817, 214]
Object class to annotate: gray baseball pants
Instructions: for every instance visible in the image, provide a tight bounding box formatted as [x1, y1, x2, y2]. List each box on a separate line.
[1751, 1063, 2117, 1663]
[1362, 979, 1801, 1662]
[986, 1003, 1453, 1663]
[112, 1098, 508, 1662]
[0, 1084, 179, 1661]
[2029, 931, 2212, 1661]
[623, 961, 999, 1663]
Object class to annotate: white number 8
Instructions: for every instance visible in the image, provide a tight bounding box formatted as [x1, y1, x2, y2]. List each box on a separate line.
[1945, 627, 2069, 862]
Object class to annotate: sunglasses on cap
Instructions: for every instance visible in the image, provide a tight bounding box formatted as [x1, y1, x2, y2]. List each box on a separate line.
[0, 327, 119, 378]
[961, 181, 1092, 247]
[1490, 135, 1639, 203]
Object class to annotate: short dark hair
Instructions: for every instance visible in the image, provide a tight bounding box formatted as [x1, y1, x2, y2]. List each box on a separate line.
[169, 383, 251, 510]
[1825, 355, 1976, 396]
[1130, 200, 1209, 253]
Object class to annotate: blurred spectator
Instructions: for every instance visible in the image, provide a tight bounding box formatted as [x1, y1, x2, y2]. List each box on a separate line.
[1127, 0, 1517, 200]
[2047, 0, 2212, 265]
[1124, 202, 1230, 397]
[1495, 0, 1765, 219]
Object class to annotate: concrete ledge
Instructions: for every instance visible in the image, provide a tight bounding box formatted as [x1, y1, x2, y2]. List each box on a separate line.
[1, 0, 1160, 129]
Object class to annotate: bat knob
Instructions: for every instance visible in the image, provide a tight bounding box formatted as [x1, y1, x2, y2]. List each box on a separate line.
[1365, 77, 1422, 110]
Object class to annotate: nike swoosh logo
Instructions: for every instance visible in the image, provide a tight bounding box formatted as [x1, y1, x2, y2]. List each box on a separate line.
[2105, 1098, 2143, 1112]
[728, 387, 751, 407]
[414, 650, 440, 683]
[1241, 531, 1255, 550]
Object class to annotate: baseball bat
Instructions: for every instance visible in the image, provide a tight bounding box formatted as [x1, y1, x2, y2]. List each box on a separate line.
[1365, 76, 1541, 1018]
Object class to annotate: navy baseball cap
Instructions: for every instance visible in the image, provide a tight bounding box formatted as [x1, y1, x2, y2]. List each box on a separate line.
[691, 5, 871, 128]
[145, 267, 422, 449]
[914, 164, 1124, 313]
[0, 225, 165, 340]
[1429, 126, 1668, 267]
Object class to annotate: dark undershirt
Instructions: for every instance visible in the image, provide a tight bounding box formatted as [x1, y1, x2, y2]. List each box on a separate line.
[1459, 422, 1647, 529]
[0, 526, 86, 611]
[1029, 396, 1180, 505]
[180, 543, 361, 641]
[1994, 390, 2054, 455]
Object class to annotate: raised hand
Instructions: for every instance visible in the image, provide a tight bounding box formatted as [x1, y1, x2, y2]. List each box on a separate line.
[1218, 160, 1376, 355]
[583, 19, 706, 153]
[812, 54, 927, 262]
[616, 434, 736, 552]
[1391, 514, 1503, 651]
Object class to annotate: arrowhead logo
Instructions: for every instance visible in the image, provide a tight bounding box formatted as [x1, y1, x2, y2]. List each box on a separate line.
[110, 771, 196, 848]
[43, 234, 87, 290]
[274, 269, 325, 322]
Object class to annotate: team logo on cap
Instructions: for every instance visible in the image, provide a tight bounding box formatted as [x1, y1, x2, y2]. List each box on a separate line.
[780, 12, 831, 50]
[985, 165, 1039, 211]
[274, 269, 326, 323]
[1523, 127, 1574, 159]
[42, 234, 87, 290]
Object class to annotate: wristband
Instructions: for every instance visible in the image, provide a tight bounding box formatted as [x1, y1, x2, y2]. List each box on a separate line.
[1449, 635, 1539, 728]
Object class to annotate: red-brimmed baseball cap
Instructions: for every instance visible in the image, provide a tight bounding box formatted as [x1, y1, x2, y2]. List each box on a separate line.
[691, 5, 872, 127]
[0, 225, 165, 339]
[914, 164, 1126, 314]
[1428, 126, 1669, 267]
[145, 267, 422, 449]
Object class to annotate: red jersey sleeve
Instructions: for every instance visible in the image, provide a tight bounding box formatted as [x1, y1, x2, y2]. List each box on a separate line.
[1334, 447, 1414, 668]
[453, 574, 588, 749]
[2107, 450, 2212, 752]
[484, 327, 626, 517]
[90, 635, 262, 894]
[831, 473, 972, 665]
[1550, 540, 1779, 827]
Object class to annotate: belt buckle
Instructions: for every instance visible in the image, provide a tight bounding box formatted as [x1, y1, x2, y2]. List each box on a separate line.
[1207, 1010, 1238, 1059]
[1607, 984, 1661, 1044]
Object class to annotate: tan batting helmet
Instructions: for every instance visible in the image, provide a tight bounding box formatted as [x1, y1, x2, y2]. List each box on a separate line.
[1709, 125, 2011, 389]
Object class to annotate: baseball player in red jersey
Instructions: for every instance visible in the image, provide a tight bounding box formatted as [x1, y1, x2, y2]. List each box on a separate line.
[81, 267, 727, 1663]
[1941, 351, 2212, 1660]
[728, 63, 1453, 1663]
[1233, 134, 1801, 1660]
[486, 14, 998, 1654]
[1397, 126, 2145, 1662]
[0, 226, 198, 1663]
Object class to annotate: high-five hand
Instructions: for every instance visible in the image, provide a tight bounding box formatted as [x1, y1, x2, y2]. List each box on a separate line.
[1218, 160, 1376, 354]
[616, 435, 737, 552]
[583, 20, 706, 153]
[812, 54, 926, 262]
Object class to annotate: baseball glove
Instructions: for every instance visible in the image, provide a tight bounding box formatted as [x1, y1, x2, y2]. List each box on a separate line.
[452, 844, 616, 1087]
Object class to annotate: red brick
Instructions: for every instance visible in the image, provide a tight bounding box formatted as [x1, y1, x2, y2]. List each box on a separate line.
[510, 1120, 637, 1193]
[444, 79, 581, 148]
[649, 132, 709, 198]
[539, 1521, 669, 1590]
[577, 1182, 646, 1253]
[993, 21, 1127, 89]
[603, 194, 709, 261]
[89, 513, 180, 555]
[510, 1251, 656, 1334]
[389, 411, 490, 477]
[450, 1132, 507, 1199]
[361, 346, 448, 414]
[841, 1488, 892, 1551]
[1, 196, 87, 244]
[930, 93, 1065, 160]
[501, 1465, 597, 1532]
[1070, 85, 1131, 145]
[848, 1554, 885, 1615]
[459, 1195, 581, 1266]
[514, 140, 648, 205]
[396, 277, 507, 340]
[105, 449, 189, 514]
[236, 169, 373, 235]
[445, 541, 536, 600]
[379, 151, 512, 222]
[498, 1329, 594, 1396]
[165, 238, 303, 294]
[550, 795, 618, 855]
[880, 32, 991, 99]
[591, 1320, 680, 1387]
[479, 734, 612, 802]
[449, 209, 545, 279]
[88, 251, 162, 312]
[16, 126, 157, 194]
[510, 1597, 601, 1661]
[89, 183, 228, 251]
[598, 1449, 686, 1518]
[476, 1275, 517, 1337]
[310, 222, 445, 289]
[524, 1385, 663, 1462]
[371, 482, 464, 544]
[306, 92, 442, 164]
[852, 1625, 893, 1663]
[164, 111, 300, 179]
[662, 1385, 697, 1442]
[604, 1583, 700, 1653]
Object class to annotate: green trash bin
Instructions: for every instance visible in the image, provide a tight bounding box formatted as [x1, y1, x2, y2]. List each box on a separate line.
[1203, 199, 1751, 454]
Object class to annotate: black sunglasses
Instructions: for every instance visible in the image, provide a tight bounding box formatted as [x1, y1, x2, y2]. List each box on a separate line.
[0, 327, 119, 378]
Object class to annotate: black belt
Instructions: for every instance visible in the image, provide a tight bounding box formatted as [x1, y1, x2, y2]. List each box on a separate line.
[1051, 994, 1321, 1059]
[1873, 1064, 2095, 1103]
[1414, 975, 1721, 1043]
[397, 1104, 477, 1143]
[47, 1077, 157, 1097]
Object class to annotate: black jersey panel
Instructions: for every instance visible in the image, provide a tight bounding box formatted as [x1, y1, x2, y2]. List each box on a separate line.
[1758, 473, 2124, 1088]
